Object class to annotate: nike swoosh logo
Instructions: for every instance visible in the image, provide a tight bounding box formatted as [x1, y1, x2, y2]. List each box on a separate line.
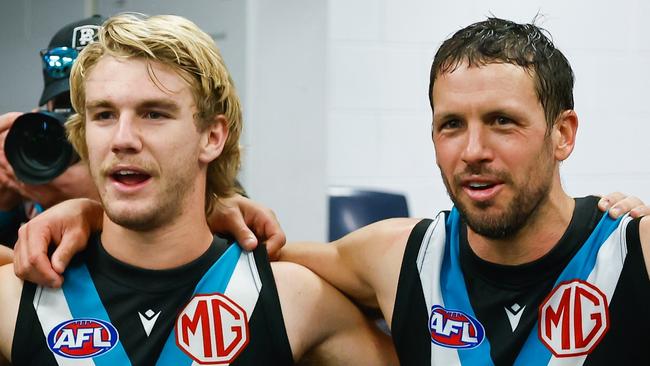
[504, 304, 525, 332]
[138, 310, 161, 337]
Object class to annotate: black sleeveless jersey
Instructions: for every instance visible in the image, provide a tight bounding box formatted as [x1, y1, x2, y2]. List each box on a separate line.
[392, 196, 650, 365]
[11, 235, 294, 366]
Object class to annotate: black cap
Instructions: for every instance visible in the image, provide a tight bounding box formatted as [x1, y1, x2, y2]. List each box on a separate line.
[39, 15, 105, 106]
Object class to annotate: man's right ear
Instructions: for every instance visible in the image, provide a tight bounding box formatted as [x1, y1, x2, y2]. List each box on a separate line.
[552, 109, 578, 162]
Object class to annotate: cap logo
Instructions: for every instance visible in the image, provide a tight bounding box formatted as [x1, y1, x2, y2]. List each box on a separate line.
[72, 25, 100, 49]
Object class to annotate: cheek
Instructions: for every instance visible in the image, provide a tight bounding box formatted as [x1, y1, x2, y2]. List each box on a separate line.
[433, 140, 458, 172]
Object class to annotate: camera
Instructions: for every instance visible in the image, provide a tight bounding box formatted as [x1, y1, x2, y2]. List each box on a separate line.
[4, 110, 78, 184]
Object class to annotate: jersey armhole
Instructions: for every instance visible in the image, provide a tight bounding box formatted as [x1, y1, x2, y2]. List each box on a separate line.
[391, 217, 437, 365]
[252, 245, 294, 364]
[11, 282, 53, 363]
[625, 218, 650, 283]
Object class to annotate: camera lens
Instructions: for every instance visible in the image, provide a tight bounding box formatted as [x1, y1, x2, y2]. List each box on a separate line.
[5, 112, 78, 184]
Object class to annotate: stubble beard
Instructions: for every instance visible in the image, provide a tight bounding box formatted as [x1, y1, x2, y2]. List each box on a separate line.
[104, 178, 192, 232]
[441, 148, 554, 240]
[96, 165, 196, 232]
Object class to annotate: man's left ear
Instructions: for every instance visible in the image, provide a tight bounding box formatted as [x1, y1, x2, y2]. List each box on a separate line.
[199, 114, 229, 164]
[552, 110, 578, 162]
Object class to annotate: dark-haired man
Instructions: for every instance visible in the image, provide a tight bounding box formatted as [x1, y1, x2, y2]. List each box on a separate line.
[281, 18, 650, 365]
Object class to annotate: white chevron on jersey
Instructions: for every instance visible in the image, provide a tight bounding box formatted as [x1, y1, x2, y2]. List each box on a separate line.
[415, 212, 462, 366]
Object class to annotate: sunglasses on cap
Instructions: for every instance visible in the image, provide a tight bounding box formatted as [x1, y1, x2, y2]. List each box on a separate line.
[41, 47, 79, 79]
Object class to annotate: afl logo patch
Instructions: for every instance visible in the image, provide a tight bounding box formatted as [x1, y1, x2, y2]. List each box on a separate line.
[539, 279, 609, 357]
[47, 318, 119, 358]
[429, 305, 485, 349]
[176, 293, 250, 364]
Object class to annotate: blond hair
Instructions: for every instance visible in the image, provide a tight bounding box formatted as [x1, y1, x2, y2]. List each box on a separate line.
[67, 13, 242, 214]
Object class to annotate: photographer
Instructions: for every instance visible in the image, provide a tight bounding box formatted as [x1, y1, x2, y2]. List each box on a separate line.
[0, 15, 104, 246]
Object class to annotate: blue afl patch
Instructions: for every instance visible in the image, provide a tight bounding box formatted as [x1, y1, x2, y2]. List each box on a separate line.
[47, 318, 119, 358]
[429, 305, 485, 349]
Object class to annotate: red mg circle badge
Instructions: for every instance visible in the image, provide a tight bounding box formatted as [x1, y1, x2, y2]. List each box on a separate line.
[539, 279, 610, 357]
[175, 293, 250, 364]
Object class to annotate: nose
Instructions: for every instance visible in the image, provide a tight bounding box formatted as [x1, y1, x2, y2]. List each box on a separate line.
[460, 123, 493, 167]
[111, 113, 142, 154]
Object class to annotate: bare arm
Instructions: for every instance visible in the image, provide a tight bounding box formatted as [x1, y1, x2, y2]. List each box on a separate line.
[15, 194, 286, 286]
[0, 246, 12, 266]
[273, 262, 398, 365]
[14, 198, 103, 287]
[0, 264, 23, 364]
[279, 218, 419, 323]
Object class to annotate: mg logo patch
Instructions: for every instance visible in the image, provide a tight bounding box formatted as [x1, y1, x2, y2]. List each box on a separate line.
[429, 305, 485, 349]
[539, 280, 610, 357]
[176, 293, 250, 364]
[47, 318, 119, 358]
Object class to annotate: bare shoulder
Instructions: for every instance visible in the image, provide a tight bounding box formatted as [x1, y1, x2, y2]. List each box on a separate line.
[271, 262, 398, 365]
[639, 216, 650, 277]
[0, 264, 23, 362]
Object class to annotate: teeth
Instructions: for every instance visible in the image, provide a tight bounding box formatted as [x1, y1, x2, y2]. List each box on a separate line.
[116, 170, 139, 176]
[469, 182, 490, 188]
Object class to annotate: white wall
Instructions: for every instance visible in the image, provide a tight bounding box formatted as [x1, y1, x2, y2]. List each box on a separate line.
[0, 0, 88, 112]
[327, 0, 650, 220]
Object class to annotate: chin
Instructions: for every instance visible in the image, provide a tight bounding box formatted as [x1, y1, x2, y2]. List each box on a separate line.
[105, 204, 159, 231]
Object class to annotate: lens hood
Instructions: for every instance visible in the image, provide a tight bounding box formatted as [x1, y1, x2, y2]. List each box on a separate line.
[5, 111, 78, 184]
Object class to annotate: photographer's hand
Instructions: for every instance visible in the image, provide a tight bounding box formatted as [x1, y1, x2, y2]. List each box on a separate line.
[0, 112, 24, 210]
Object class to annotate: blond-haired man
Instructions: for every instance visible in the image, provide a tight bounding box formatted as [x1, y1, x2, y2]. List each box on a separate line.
[0, 13, 395, 365]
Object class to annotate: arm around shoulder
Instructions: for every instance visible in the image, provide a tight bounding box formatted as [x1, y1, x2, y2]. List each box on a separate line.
[279, 218, 418, 312]
[272, 261, 398, 366]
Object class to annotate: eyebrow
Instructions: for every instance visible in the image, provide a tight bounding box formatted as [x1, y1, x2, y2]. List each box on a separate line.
[432, 111, 460, 124]
[85, 99, 113, 110]
[85, 99, 181, 113]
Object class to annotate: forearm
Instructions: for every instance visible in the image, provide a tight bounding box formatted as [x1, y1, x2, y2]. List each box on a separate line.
[279, 242, 379, 307]
[78, 198, 104, 232]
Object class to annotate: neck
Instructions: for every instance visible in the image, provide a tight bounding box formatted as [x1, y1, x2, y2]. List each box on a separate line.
[467, 185, 574, 266]
[100, 205, 213, 270]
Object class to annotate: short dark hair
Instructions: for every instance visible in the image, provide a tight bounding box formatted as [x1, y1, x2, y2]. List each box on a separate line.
[428, 17, 574, 129]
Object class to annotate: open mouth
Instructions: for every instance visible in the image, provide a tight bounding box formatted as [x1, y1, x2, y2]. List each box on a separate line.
[110, 169, 151, 186]
[466, 182, 497, 191]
